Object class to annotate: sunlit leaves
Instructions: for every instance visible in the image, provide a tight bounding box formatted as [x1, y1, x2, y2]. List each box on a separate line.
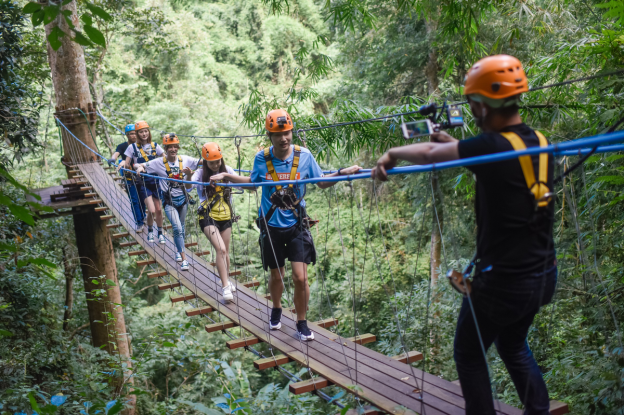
[22, 1, 109, 49]
[83, 24, 106, 47]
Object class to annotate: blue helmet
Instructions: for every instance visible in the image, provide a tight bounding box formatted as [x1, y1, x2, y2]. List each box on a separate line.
[124, 124, 136, 135]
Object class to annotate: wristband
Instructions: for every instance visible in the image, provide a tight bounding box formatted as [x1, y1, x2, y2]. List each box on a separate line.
[337, 168, 344, 176]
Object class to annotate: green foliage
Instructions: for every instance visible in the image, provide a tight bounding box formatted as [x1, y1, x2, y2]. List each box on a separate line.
[22, 0, 108, 50]
[7, 0, 624, 414]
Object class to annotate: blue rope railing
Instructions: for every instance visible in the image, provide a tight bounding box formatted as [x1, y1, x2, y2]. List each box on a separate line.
[59, 117, 624, 188]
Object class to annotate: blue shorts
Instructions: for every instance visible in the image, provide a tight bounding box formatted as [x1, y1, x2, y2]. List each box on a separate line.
[136, 182, 159, 201]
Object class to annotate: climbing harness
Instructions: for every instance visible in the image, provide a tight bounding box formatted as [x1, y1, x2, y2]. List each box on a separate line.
[160, 155, 190, 208]
[257, 145, 317, 229]
[197, 183, 238, 222]
[500, 131, 553, 210]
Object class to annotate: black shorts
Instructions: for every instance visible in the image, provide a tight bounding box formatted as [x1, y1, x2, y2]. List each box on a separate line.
[259, 223, 316, 271]
[199, 217, 232, 233]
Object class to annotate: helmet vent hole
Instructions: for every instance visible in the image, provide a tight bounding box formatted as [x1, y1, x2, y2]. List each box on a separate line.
[491, 82, 501, 92]
[515, 78, 522, 82]
[497, 70, 505, 73]
[508, 68, 513, 72]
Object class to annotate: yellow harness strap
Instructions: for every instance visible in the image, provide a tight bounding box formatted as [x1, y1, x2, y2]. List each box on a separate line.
[500, 131, 550, 208]
[138, 142, 156, 161]
[264, 145, 301, 190]
[163, 155, 183, 177]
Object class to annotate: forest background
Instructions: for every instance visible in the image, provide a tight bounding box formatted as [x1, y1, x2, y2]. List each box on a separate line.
[1, 0, 624, 414]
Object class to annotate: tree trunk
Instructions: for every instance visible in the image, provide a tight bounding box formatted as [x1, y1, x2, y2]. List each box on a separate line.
[43, 4, 135, 413]
[425, 14, 442, 286]
[62, 245, 76, 332]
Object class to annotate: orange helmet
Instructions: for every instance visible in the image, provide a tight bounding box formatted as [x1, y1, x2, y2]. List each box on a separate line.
[135, 120, 149, 130]
[163, 133, 179, 146]
[265, 109, 293, 133]
[202, 142, 222, 161]
[464, 55, 528, 100]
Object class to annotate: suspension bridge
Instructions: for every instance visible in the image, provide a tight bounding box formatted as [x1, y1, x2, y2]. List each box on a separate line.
[28, 110, 624, 415]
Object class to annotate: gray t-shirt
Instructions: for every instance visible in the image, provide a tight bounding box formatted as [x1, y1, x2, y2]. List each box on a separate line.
[143, 155, 200, 198]
[124, 142, 164, 165]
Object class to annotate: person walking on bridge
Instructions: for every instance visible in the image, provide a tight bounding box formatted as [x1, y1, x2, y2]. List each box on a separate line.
[110, 124, 145, 230]
[191, 142, 251, 301]
[252, 109, 361, 341]
[135, 133, 198, 271]
[120, 120, 165, 244]
[372, 55, 556, 415]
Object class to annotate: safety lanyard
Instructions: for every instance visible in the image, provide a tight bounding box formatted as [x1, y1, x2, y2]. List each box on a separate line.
[264, 145, 301, 191]
[163, 155, 183, 178]
[500, 131, 550, 208]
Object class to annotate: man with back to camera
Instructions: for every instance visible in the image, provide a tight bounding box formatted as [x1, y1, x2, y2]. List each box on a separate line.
[110, 124, 145, 231]
[372, 55, 557, 414]
[251, 109, 361, 341]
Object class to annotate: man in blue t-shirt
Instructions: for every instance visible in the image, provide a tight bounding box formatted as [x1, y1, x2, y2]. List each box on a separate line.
[109, 124, 145, 230]
[372, 55, 556, 415]
[251, 109, 361, 341]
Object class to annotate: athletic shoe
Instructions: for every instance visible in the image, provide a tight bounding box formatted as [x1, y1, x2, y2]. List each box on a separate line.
[158, 234, 166, 244]
[295, 320, 314, 341]
[269, 307, 282, 330]
[180, 260, 189, 271]
[136, 224, 144, 233]
[222, 284, 234, 302]
[175, 253, 183, 263]
[147, 232, 155, 243]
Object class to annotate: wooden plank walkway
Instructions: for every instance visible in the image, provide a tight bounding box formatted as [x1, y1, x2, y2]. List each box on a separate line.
[78, 161, 528, 415]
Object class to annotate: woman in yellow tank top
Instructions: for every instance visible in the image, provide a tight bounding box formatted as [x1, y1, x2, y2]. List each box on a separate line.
[190, 142, 250, 301]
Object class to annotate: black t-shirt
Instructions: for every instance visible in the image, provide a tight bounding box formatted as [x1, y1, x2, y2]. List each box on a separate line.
[457, 123, 555, 276]
[115, 141, 130, 157]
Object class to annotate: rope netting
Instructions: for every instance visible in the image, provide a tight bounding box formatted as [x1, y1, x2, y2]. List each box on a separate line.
[55, 104, 624, 413]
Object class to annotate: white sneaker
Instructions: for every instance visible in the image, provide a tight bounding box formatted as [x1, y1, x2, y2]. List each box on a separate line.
[222, 284, 234, 302]
[147, 232, 155, 243]
[136, 224, 144, 233]
[175, 253, 183, 262]
[180, 260, 189, 271]
[269, 308, 282, 330]
[158, 234, 166, 244]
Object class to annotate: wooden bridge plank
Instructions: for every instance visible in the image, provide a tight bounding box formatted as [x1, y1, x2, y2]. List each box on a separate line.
[148, 270, 168, 278]
[185, 306, 214, 317]
[78, 163, 520, 415]
[158, 282, 181, 290]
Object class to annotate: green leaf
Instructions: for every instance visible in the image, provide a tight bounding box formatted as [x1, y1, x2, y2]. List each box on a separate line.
[81, 13, 93, 26]
[106, 279, 116, 286]
[62, 0, 72, 4]
[73, 31, 92, 46]
[27, 201, 55, 212]
[106, 400, 124, 415]
[32, 9, 45, 26]
[23, 2, 41, 14]
[47, 27, 66, 51]
[28, 392, 41, 413]
[86, 3, 113, 21]
[594, 175, 624, 185]
[162, 341, 176, 347]
[43, 5, 61, 25]
[84, 24, 106, 47]
[0, 329, 13, 337]
[62, 9, 72, 16]
[91, 279, 99, 285]
[9, 204, 35, 226]
[0, 242, 17, 252]
[606, 154, 624, 162]
[28, 258, 57, 268]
